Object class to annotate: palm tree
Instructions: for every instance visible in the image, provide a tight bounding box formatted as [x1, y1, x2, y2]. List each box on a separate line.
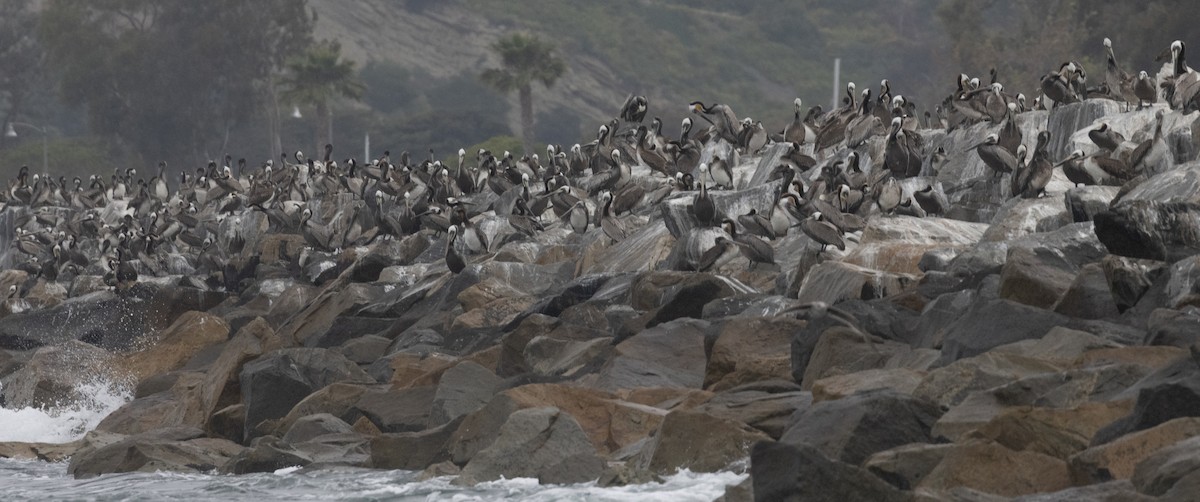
[279, 40, 365, 155]
[480, 33, 566, 154]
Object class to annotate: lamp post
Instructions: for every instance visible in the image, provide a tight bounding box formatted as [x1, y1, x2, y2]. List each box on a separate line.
[4, 122, 51, 172]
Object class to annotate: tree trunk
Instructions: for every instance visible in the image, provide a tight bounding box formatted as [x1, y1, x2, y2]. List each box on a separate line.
[268, 76, 282, 163]
[519, 84, 533, 156]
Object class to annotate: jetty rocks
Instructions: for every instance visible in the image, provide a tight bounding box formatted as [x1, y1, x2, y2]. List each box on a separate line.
[5, 97, 1200, 501]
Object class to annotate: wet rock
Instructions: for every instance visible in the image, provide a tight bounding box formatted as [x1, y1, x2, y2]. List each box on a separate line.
[591, 318, 708, 391]
[800, 327, 909, 389]
[1095, 201, 1200, 262]
[981, 194, 1071, 243]
[1165, 256, 1200, 310]
[843, 216, 987, 275]
[660, 182, 780, 239]
[750, 440, 909, 502]
[240, 348, 373, 440]
[915, 351, 1062, 411]
[0, 285, 225, 350]
[1070, 417, 1200, 485]
[1065, 186, 1119, 222]
[704, 317, 802, 391]
[1102, 255, 1167, 313]
[121, 311, 229, 384]
[634, 409, 770, 474]
[281, 413, 355, 445]
[369, 415, 462, 470]
[69, 433, 244, 479]
[220, 436, 313, 474]
[1146, 308, 1200, 348]
[795, 261, 918, 305]
[271, 382, 372, 436]
[523, 335, 612, 378]
[1047, 100, 1123, 160]
[630, 272, 746, 327]
[780, 389, 942, 465]
[338, 334, 390, 365]
[0, 340, 116, 409]
[457, 407, 604, 485]
[1121, 160, 1200, 204]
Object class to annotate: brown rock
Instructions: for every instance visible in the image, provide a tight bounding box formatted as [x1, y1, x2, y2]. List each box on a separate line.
[635, 409, 770, 474]
[915, 351, 1062, 409]
[1073, 346, 1188, 372]
[385, 352, 458, 388]
[812, 368, 924, 402]
[457, 278, 526, 311]
[795, 261, 919, 305]
[864, 442, 956, 490]
[0, 439, 84, 462]
[919, 439, 1072, 497]
[704, 317, 802, 392]
[0, 340, 117, 409]
[271, 382, 373, 437]
[1069, 417, 1200, 484]
[121, 311, 229, 385]
[974, 401, 1134, 459]
[801, 327, 906, 390]
[449, 295, 535, 331]
[999, 246, 1076, 309]
[505, 383, 666, 455]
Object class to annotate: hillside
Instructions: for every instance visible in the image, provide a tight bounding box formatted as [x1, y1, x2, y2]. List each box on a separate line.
[308, 0, 947, 148]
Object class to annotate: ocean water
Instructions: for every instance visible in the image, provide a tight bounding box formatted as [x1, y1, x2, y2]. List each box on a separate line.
[0, 374, 745, 501]
[0, 460, 746, 501]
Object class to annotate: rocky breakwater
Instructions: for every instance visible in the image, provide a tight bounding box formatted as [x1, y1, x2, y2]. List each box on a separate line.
[3, 95, 1200, 501]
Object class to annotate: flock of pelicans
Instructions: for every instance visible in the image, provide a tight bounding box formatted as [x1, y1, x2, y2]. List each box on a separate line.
[2, 38, 1198, 298]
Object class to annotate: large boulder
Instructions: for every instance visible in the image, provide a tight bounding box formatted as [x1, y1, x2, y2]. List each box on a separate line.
[780, 389, 942, 465]
[428, 360, 502, 426]
[457, 407, 605, 485]
[704, 317, 801, 391]
[1095, 201, 1200, 262]
[692, 381, 811, 439]
[1131, 435, 1200, 497]
[591, 318, 708, 391]
[354, 385, 437, 433]
[918, 439, 1072, 497]
[68, 431, 244, 479]
[1092, 357, 1200, 445]
[0, 340, 118, 409]
[795, 261, 918, 305]
[369, 415, 462, 470]
[120, 311, 229, 384]
[750, 440, 909, 502]
[842, 215, 987, 275]
[240, 348, 373, 439]
[1070, 417, 1200, 485]
[634, 409, 770, 474]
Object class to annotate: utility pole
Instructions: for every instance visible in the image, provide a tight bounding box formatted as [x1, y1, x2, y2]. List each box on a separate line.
[832, 58, 841, 110]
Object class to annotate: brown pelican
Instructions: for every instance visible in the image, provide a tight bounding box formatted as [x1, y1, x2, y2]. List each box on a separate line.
[783, 98, 813, 145]
[1134, 71, 1157, 109]
[884, 117, 923, 178]
[689, 101, 742, 144]
[445, 225, 465, 274]
[1041, 62, 1079, 107]
[722, 219, 774, 269]
[692, 166, 716, 227]
[913, 185, 948, 216]
[800, 212, 845, 252]
[1130, 109, 1171, 175]
[708, 154, 734, 190]
[1088, 123, 1125, 152]
[1055, 150, 1128, 187]
[568, 200, 589, 234]
[1104, 38, 1136, 105]
[1162, 41, 1200, 111]
[780, 142, 817, 172]
[997, 103, 1022, 155]
[737, 208, 775, 240]
[1013, 131, 1052, 199]
[619, 94, 648, 123]
[971, 133, 1017, 179]
[876, 177, 902, 214]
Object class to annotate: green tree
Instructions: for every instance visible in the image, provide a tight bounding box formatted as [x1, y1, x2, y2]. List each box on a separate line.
[0, 0, 50, 151]
[39, 0, 312, 168]
[480, 33, 566, 154]
[279, 39, 365, 156]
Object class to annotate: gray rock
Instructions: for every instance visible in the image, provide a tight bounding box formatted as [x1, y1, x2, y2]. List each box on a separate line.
[660, 182, 781, 239]
[1131, 435, 1200, 497]
[939, 299, 1070, 363]
[1047, 100, 1123, 160]
[633, 408, 770, 474]
[428, 361, 502, 426]
[1092, 357, 1200, 445]
[692, 381, 812, 439]
[1065, 186, 1119, 222]
[458, 407, 604, 485]
[780, 389, 943, 465]
[1095, 201, 1200, 262]
[69, 434, 245, 479]
[281, 413, 354, 445]
[592, 318, 708, 391]
[354, 385, 437, 433]
[1102, 255, 1167, 313]
[240, 348, 373, 440]
[1053, 263, 1121, 319]
[220, 436, 313, 474]
[0, 340, 115, 409]
[750, 440, 909, 502]
[1011, 480, 1152, 502]
[369, 415, 463, 470]
[795, 261, 918, 305]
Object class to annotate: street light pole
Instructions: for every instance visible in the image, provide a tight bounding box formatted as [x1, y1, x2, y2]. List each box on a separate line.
[5, 122, 51, 172]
